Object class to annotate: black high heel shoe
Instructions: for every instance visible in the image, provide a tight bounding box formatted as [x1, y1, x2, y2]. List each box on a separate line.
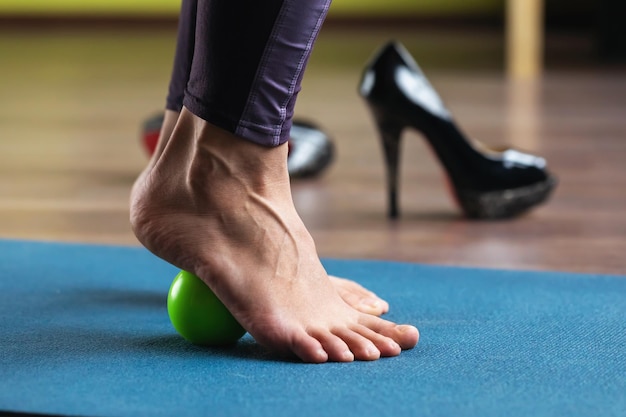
[287, 120, 335, 179]
[359, 41, 557, 219]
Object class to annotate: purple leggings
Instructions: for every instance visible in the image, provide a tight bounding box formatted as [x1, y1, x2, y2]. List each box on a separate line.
[165, 0, 331, 147]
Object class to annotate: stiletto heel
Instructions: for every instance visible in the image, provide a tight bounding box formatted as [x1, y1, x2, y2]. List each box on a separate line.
[359, 41, 557, 219]
[372, 112, 405, 219]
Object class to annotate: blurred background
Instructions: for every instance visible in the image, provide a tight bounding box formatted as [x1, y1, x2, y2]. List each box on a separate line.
[0, 0, 624, 274]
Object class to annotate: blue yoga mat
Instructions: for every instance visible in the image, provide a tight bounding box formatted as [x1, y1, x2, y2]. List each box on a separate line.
[0, 239, 625, 417]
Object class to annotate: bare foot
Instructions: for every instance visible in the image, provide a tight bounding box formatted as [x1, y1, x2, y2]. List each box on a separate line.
[131, 108, 418, 362]
[148, 111, 390, 317]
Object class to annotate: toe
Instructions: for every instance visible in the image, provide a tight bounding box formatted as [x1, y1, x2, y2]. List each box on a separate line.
[313, 330, 355, 362]
[287, 330, 329, 363]
[331, 276, 389, 316]
[391, 325, 420, 350]
[361, 316, 420, 350]
[341, 292, 388, 316]
[357, 298, 389, 316]
[333, 328, 381, 361]
[353, 325, 402, 357]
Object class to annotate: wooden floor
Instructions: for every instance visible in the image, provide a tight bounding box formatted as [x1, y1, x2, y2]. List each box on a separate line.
[0, 26, 624, 275]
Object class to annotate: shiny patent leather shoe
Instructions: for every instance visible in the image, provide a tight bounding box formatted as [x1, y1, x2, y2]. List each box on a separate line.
[359, 41, 557, 219]
[286, 120, 335, 179]
[141, 114, 334, 179]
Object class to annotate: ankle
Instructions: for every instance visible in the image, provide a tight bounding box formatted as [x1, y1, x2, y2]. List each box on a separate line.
[131, 109, 293, 223]
[150, 109, 180, 162]
[186, 110, 290, 193]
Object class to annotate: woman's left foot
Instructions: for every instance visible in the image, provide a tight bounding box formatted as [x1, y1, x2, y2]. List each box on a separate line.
[130, 108, 419, 362]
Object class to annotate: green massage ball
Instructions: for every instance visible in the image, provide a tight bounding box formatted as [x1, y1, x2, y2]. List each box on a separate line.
[167, 270, 246, 346]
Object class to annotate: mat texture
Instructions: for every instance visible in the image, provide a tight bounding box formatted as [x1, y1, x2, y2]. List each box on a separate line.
[0, 239, 625, 417]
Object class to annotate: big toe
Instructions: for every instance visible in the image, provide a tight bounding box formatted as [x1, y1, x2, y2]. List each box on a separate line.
[363, 316, 419, 350]
[393, 325, 420, 349]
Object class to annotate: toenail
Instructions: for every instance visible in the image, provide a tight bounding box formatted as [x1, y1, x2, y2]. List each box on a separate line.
[362, 298, 382, 308]
[399, 325, 413, 333]
[316, 348, 328, 361]
[367, 345, 380, 358]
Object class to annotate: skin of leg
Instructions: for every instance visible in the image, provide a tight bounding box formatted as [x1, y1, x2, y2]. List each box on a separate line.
[152, 109, 389, 316]
[130, 108, 419, 363]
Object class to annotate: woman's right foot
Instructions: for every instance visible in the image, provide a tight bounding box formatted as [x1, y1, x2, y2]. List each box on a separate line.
[131, 108, 418, 363]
